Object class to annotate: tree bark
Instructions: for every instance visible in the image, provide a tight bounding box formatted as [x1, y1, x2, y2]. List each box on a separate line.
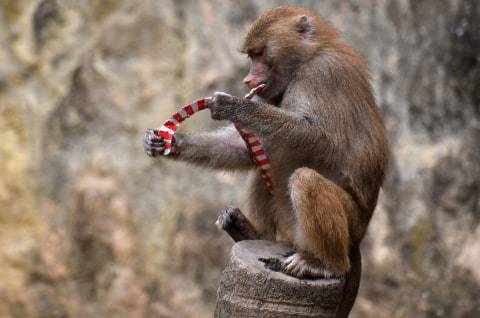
[215, 240, 346, 318]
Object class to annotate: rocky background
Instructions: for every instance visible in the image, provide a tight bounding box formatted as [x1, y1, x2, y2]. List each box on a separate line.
[0, 0, 479, 317]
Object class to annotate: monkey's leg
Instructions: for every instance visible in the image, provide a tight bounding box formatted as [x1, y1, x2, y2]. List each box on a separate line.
[217, 176, 276, 242]
[283, 167, 354, 278]
[216, 206, 260, 242]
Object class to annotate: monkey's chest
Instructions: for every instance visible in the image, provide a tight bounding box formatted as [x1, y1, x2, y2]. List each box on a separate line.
[262, 145, 304, 184]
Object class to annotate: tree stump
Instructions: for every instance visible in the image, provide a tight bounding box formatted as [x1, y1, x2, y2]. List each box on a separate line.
[215, 240, 346, 318]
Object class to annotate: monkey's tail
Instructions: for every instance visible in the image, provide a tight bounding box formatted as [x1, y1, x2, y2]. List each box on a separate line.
[334, 245, 361, 318]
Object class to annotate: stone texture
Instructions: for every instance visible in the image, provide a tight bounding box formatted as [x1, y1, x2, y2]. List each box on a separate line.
[0, 1, 479, 317]
[215, 241, 345, 318]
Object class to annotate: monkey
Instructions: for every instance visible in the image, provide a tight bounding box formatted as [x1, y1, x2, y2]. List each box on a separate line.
[144, 5, 388, 317]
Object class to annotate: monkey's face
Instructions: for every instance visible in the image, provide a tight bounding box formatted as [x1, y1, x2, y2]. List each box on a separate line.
[243, 48, 288, 105]
[242, 10, 320, 106]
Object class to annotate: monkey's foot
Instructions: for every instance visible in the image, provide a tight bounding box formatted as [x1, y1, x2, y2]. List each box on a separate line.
[216, 206, 259, 242]
[259, 257, 283, 272]
[282, 253, 340, 279]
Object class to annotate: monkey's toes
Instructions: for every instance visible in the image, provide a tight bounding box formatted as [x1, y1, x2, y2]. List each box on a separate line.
[215, 206, 242, 231]
[282, 253, 338, 279]
[281, 251, 295, 258]
[259, 257, 283, 272]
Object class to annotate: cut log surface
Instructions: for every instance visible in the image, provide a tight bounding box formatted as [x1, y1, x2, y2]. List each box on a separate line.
[215, 240, 346, 318]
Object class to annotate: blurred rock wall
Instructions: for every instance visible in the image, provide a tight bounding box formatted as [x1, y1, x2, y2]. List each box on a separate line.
[0, 1, 478, 317]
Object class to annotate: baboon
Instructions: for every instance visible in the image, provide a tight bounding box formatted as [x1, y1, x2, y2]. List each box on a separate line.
[144, 5, 388, 317]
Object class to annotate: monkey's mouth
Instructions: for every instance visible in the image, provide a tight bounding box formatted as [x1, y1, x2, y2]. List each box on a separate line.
[258, 82, 284, 106]
[255, 82, 268, 95]
[245, 83, 266, 99]
[255, 83, 266, 93]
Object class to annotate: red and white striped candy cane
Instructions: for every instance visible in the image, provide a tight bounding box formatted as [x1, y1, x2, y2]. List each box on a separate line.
[156, 85, 273, 193]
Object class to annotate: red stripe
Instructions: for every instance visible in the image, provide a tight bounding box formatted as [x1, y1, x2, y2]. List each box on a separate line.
[164, 121, 177, 131]
[257, 158, 270, 166]
[197, 99, 206, 110]
[157, 131, 171, 139]
[243, 133, 256, 138]
[173, 113, 184, 123]
[158, 98, 274, 192]
[185, 105, 194, 116]
[260, 170, 271, 176]
[253, 149, 265, 156]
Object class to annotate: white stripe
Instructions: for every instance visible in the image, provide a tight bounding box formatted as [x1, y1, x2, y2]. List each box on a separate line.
[191, 101, 198, 112]
[159, 126, 175, 135]
[169, 117, 179, 126]
[251, 145, 262, 152]
[260, 164, 271, 170]
[178, 109, 188, 118]
[256, 154, 267, 161]
[247, 137, 259, 143]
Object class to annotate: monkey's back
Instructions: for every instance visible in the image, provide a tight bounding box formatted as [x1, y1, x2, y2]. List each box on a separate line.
[256, 50, 388, 230]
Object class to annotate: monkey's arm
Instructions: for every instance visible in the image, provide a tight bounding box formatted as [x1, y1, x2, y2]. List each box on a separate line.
[174, 127, 254, 170]
[209, 93, 331, 147]
[172, 125, 255, 170]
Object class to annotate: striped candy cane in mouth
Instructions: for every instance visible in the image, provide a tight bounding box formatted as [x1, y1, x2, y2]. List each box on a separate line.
[155, 84, 273, 193]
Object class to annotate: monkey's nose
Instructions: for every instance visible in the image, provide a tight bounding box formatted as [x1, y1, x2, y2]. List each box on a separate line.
[243, 78, 253, 87]
[243, 75, 256, 89]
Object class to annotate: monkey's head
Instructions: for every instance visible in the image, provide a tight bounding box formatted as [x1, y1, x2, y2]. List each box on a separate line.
[242, 6, 339, 105]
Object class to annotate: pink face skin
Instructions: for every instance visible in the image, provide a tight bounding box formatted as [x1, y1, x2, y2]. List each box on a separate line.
[243, 58, 270, 90]
[243, 48, 288, 106]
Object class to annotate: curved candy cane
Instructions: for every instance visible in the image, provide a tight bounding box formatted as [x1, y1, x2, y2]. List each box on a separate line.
[156, 98, 208, 156]
[156, 85, 273, 193]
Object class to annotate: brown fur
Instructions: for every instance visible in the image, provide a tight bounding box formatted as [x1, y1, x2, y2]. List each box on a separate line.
[289, 167, 353, 275]
[145, 5, 388, 317]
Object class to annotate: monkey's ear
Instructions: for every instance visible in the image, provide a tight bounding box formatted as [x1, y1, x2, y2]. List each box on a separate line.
[297, 15, 313, 36]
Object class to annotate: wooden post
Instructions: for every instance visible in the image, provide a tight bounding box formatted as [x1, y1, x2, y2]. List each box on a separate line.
[215, 240, 346, 318]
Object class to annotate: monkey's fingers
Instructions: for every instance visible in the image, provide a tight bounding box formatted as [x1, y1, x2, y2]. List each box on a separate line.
[148, 145, 166, 153]
[144, 137, 165, 147]
[144, 140, 166, 157]
[149, 139, 165, 146]
[149, 147, 166, 156]
[145, 131, 164, 142]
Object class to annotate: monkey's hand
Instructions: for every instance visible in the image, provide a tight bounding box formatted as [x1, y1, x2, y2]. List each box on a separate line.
[143, 128, 176, 157]
[208, 92, 244, 121]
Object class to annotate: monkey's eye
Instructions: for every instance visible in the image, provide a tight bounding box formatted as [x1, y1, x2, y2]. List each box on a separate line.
[248, 49, 264, 59]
